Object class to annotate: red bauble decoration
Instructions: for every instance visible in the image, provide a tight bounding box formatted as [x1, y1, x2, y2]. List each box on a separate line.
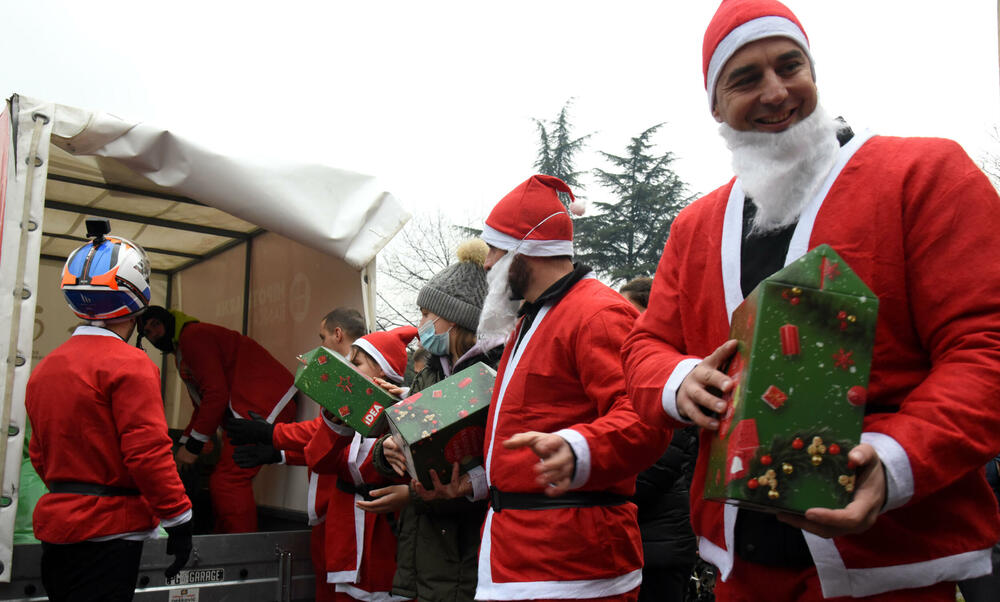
[792, 437, 804, 450]
[847, 386, 867, 406]
[747, 478, 759, 490]
[790, 297, 800, 306]
[847, 458, 858, 470]
[828, 443, 841, 455]
[760, 454, 773, 466]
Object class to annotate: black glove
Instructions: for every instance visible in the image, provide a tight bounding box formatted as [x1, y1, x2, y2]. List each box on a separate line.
[183, 437, 205, 455]
[225, 411, 274, 445]
[233, 443, 283, 468]
[164, 520, 193, 579]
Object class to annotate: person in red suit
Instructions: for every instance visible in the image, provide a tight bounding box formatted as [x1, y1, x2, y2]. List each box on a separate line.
[622, 1, 1000, 600]
[138, 305, 297, 533]
[302, 326, 416, 602]
[28, 222, 192, 601]
[423, 175, 670, 601]
[227, 306, 369, 602]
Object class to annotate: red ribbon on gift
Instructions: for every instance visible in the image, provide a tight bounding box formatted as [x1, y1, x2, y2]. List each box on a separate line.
[780, 324, 800, 356]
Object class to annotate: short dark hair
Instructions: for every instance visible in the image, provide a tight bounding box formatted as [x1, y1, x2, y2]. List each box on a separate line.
[620, 277, 653, 310]
[322, 307, 366, 340]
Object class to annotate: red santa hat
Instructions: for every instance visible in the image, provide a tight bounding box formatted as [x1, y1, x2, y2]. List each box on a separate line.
[353, 326, 416, 384]
[703, 0, 812, 110]
[481, 174, 575, 257]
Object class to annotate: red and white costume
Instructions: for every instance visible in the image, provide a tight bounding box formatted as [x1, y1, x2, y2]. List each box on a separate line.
[623, 134, 1000, 598]
[27, 326, 191, 543]
[475, 174, 670, 600]
[305, 415, 405, 602]
[174, 319, 297, 533]
[273, 416, 337, 601]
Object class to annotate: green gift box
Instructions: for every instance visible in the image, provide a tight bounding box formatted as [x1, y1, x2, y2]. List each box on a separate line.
[703, 244, 878, 514]
[386, 362, 496, 489]
[294, 347, 399, 436]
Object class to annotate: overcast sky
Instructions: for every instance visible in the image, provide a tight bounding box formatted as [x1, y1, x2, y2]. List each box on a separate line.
[4, 1, 998, 225]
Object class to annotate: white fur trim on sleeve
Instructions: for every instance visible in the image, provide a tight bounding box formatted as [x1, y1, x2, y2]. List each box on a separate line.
[466, 465, 487, 502]
[160, 508, 193, 528]
[188, 430, 210, 442]
[662, 358, 700, 423]
[322, 413, 356, 437]
[555, 428, 591, 489]
[860, 431, 914, 511]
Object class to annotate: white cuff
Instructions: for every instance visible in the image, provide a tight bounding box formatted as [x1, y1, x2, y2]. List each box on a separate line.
[189, 430, 210, 442]
[322, 413, 355, 437]
[178, 435, 189, 445]
[160, 508, 193, 528]
[860, 431, 913, 511]
[466, 465, 487, 501]
[279, 450, 287, 465]
[555, 428, 590, 490]
[397, 387, 410, 398]
[662, 358, 700, 423]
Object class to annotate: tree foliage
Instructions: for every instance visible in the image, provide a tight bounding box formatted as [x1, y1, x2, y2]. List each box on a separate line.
[980, 125, 1000, 191]
[376, 211, 470, 329]
[574, 124, 695, 285]
[533, 99, 591, 201]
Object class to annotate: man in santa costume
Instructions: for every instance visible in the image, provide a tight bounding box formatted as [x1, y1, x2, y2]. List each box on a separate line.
[138, 305, 298, 533]
[622, 1, 1000, 600]
[226, 306, 368, 601]
[447, 174, 670, 601]
[303, 325, 416, 602]
[28, 228, 192, 600]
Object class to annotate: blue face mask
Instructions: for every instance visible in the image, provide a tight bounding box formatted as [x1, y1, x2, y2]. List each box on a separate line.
[418, 317, 451, 357]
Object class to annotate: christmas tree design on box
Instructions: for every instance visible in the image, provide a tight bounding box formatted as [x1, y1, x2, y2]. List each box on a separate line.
[386, 362, 496, 489]
[294, 347, 399, 436]
[703, 244, 878, 514]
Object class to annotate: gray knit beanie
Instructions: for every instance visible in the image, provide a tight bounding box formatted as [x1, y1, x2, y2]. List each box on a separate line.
[416, 239, 489, 332]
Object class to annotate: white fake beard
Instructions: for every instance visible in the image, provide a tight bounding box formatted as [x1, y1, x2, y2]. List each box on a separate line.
[477, 251, 520, 344]
[720, 105, 841, 235]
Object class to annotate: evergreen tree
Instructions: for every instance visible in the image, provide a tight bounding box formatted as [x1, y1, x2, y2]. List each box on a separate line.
[575, 124, 694, 284]
[533, 99, 591, 202]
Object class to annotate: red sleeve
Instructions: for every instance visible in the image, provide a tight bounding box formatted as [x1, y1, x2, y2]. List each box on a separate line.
[178, 331, 231, 439]
[284, 450, 307, 466]
[273, 416, 322, 453]
[28, 425, 45, 481]
[864, 144, 1000, 507]
[113, 356, 191, 519]
[303, 419, 354, 476]
[622, 213, 702, 430]
[563, 303, 672, 491]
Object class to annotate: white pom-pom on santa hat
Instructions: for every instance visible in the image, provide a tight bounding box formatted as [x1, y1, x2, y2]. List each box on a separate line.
[569, 199, 587, 217]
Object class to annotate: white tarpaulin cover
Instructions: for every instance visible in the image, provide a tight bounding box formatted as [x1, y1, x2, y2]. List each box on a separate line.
[0, 93, 409, 582]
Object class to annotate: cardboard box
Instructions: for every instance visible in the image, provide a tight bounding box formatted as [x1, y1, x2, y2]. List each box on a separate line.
[294, 347, 398, 436]
[387, 362, 496, 488]
[703, 244, 878, 513]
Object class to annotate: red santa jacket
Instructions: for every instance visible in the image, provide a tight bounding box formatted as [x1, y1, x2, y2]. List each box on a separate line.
[305, 417, 404, 601]
[273, 416, 332, 525]
[476, 276, 671, 600]
[175, 321, 296, 443]
[623, 133, 1000, 598]
[27, 326, 191, 543]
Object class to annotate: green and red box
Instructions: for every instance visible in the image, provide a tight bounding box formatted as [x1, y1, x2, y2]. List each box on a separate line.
[703, 244, 878, 514]
[386, 362, 496, 488]
[294, 347, 399, 436]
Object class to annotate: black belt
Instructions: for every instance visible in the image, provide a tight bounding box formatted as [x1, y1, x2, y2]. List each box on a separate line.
[336, 479, 375, 501]
[489, 486, 629, 512]
[48, 482, 141, 497]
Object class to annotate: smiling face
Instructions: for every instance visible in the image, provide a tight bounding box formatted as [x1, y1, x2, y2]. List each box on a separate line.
[712, 37, 817, 133]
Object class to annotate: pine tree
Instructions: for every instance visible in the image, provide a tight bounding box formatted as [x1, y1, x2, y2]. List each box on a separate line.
[575, 124, 694, 284]
[533, 99, 591, 203]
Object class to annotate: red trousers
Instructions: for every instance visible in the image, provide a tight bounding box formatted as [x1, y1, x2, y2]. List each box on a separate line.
[715, 558, 954, 601]
[209, 438, 260, 533]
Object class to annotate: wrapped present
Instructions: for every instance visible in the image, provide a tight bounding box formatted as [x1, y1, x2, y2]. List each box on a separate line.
[386, 362, 496, 488]
[703, 244, 878, 514]
[294, 347, 398, 436]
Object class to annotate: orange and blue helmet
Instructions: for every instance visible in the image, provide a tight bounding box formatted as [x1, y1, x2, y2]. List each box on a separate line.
[61, 235, 151, 321]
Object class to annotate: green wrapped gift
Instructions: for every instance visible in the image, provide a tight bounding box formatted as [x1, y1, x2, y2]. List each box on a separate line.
[294, 347, 399, 436]
[703, 244, 878, 514]
[386, 362, 496, 488]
